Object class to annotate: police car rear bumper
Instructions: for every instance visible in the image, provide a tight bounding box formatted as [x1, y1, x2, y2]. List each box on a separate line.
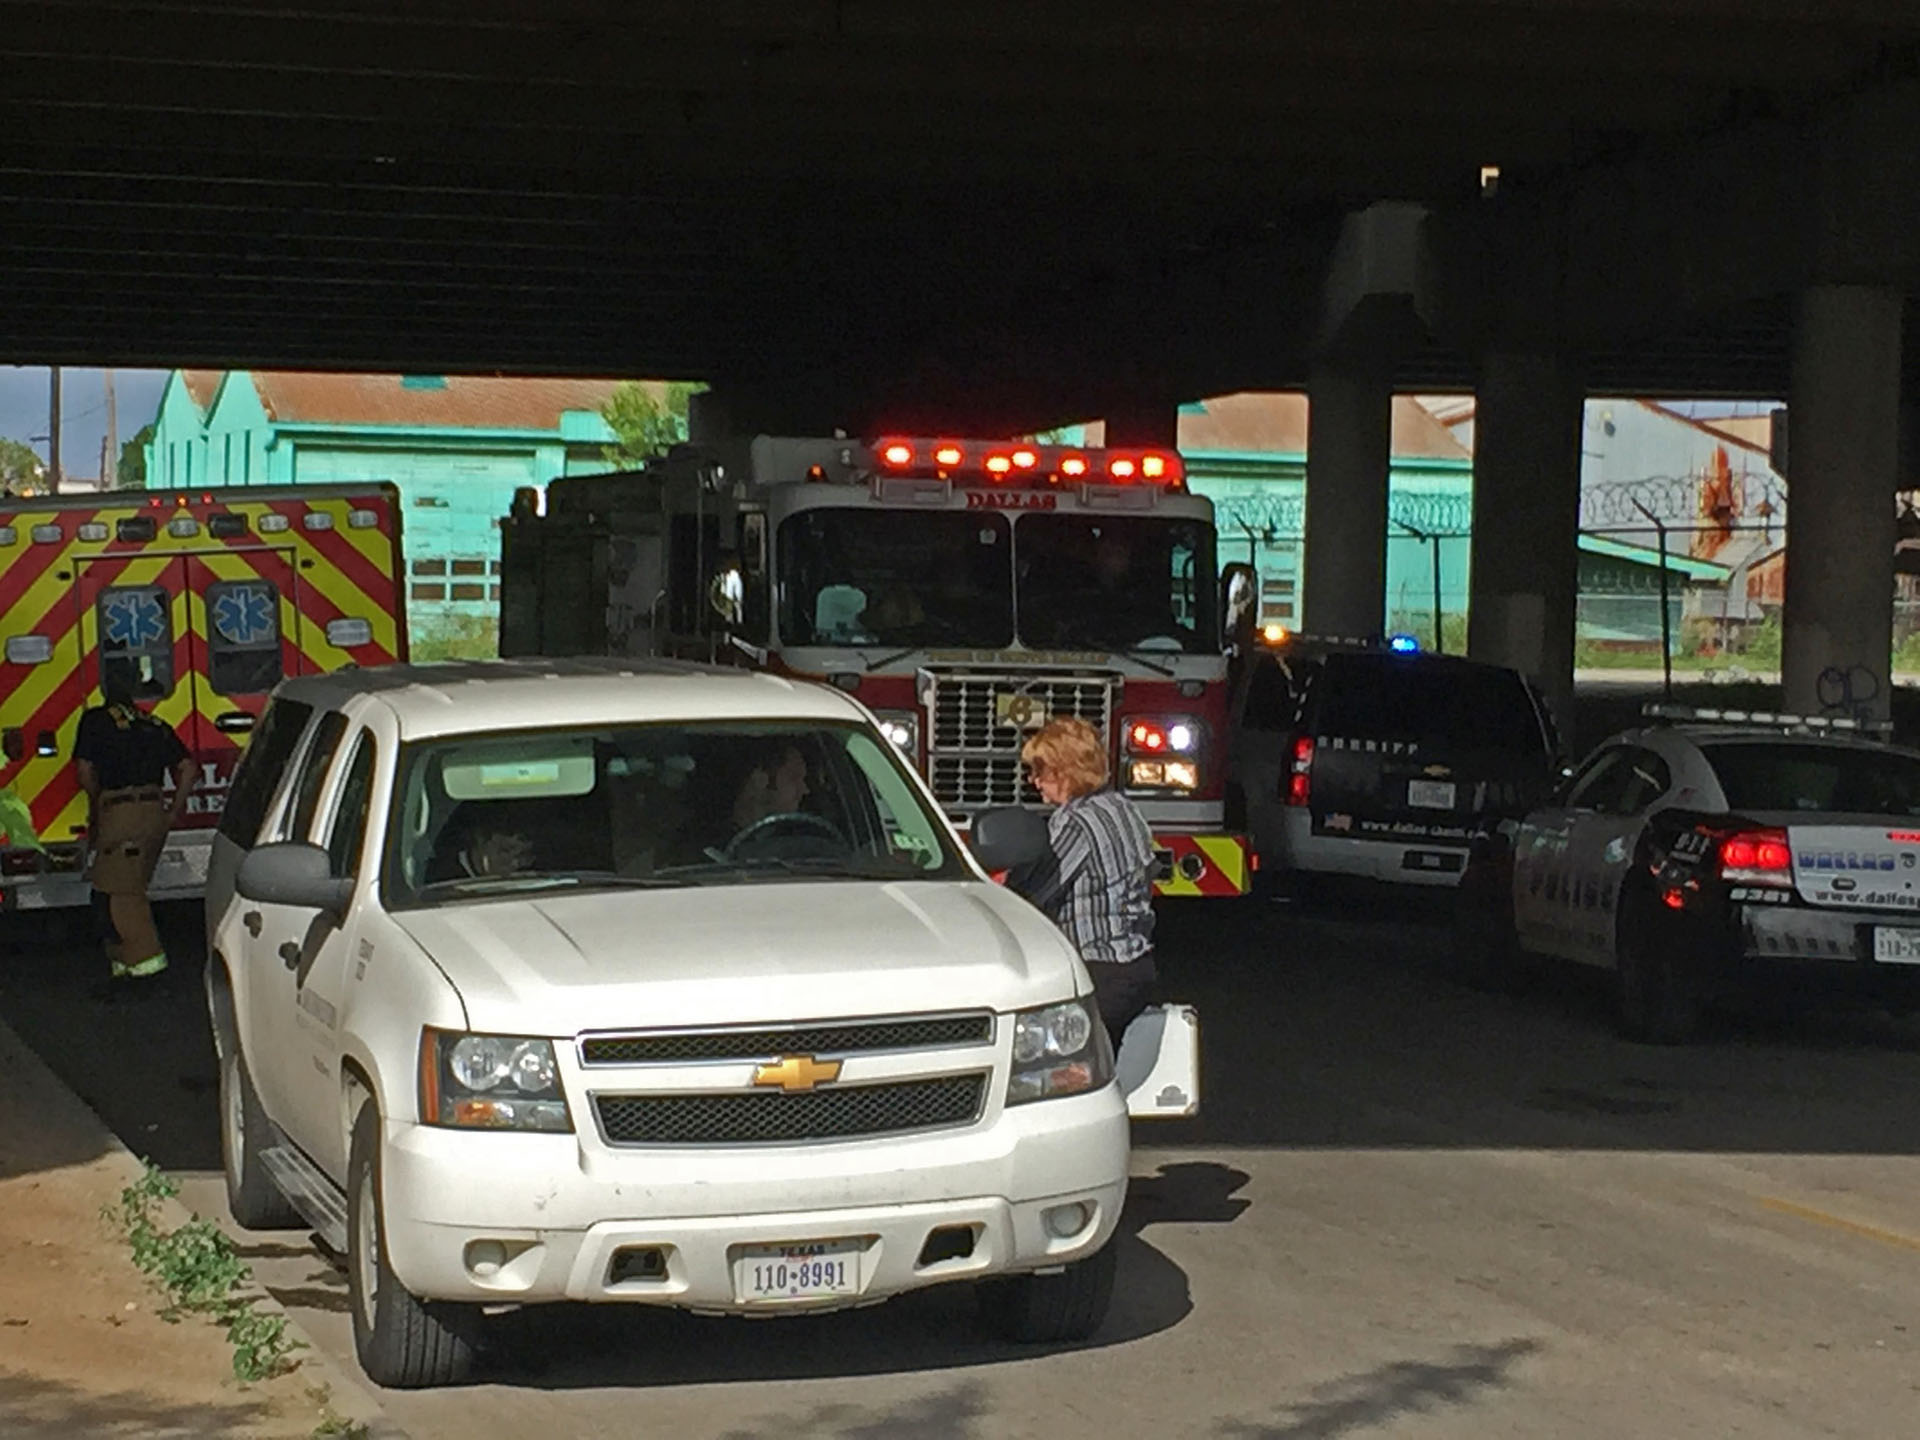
[1728, 900, 1920, 998]
[1, 829, 213, 910]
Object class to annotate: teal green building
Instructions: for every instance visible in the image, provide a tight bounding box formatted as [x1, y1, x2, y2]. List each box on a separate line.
[145, 371, 624, 649]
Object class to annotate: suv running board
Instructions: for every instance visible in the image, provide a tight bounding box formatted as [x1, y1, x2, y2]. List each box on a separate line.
[260, 1145, 349, 1254]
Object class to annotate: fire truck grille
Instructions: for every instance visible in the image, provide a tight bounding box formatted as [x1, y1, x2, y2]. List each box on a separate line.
[927, 673, 1114, 810]
[593, 1074, 987, 1146]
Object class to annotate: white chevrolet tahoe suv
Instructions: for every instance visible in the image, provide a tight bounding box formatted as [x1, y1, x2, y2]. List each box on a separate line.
[204, 659, 1196, 1388]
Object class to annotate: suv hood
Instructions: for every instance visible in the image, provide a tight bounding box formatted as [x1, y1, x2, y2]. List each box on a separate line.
[394, 880, 1084, 1035]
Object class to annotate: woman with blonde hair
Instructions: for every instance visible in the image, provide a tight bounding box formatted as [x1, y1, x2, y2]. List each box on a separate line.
[1011, 715, 1157, 1042]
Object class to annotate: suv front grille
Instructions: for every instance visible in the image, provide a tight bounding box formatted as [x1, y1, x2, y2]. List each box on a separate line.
[926, 671, 1114, 810]
[593, 1073, 987, 1146]
[581, 1014, 993, 1065]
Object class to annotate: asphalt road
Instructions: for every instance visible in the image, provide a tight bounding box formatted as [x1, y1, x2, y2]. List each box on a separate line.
[7, 892, 1920, 1439]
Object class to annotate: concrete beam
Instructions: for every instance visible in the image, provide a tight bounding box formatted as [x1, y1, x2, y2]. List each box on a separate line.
[1467, 351, 1585, 728]
[1302, 356, 1395, 639]
[1781, 285, 1904, 724]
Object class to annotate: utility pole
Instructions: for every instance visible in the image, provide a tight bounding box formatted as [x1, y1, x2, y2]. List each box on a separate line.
[47, 366, 62, 494]
[104, 368, 117, 490]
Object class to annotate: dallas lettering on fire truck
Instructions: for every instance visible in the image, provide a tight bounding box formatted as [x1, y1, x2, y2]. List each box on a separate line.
[500, 435, 1250, 897]
[0, 485, 407, 911]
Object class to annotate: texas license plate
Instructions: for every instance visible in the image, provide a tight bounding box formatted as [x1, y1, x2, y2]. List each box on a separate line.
[733, 1240, 862, 1303]
[1407, 779, 1456, 810]
[1872, 928, 1920, 964]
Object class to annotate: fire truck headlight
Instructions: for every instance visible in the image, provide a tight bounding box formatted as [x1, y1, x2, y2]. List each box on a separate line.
[1128, 760, 1199, 792]
[874, 712, 918, 753]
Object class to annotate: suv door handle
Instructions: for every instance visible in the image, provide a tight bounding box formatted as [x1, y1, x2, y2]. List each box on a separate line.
[279, 941, 302, 969]
[243, 910, 263, 937]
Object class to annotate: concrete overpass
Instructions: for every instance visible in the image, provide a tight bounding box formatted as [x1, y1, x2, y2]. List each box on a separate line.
[3, 0, 1920, 719]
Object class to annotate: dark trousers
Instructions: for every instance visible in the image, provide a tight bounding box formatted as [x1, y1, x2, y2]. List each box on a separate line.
[1086, 952, 1157, 1047]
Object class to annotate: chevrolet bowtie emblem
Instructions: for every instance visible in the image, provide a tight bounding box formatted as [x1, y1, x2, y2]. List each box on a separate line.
[752, 1054, 843, 1093]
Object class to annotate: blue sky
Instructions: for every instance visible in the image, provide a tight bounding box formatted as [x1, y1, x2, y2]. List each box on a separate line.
[0, 366, 169, 480]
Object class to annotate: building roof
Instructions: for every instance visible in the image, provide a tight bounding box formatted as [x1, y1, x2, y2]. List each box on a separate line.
[1168, 392, 1470, 461]
[180, 370, 223, 413]
[246, 373, 631, 431]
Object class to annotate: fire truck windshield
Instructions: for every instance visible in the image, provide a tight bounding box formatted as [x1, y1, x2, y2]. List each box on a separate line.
[778, 510, 1014, 648]
[1017, 514, 1219, 654]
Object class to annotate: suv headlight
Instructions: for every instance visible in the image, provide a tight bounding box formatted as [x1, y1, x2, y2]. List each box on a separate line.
[420, 1029, 573, 1132]
[1005, 997, 1113, 1106]
[873, 710, 918, 753]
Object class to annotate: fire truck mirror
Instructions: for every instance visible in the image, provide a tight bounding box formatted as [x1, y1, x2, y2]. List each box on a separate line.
[1221, 562, 1259, 650]
[741, 514, 767, 576]
[708, 562, 745, 629]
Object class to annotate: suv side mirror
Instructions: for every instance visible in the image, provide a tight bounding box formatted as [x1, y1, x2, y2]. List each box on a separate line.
[236, 842, 353, 919]
[970, 806, 1049, 873]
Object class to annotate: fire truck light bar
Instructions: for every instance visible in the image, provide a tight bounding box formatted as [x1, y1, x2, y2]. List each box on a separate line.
[871, 437, 1185, 489]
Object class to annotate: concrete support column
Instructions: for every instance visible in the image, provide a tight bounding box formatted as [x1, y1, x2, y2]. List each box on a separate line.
[1467, 351, 1584, 727]
[1302, 358, 1393, 638]
[1781, 285, 1904, 724]
[1102, 404, 1180, 449]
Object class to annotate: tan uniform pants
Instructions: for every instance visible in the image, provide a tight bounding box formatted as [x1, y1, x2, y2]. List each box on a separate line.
[90, 788, 171, 968]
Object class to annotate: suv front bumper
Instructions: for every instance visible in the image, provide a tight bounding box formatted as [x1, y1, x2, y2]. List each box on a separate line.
[377, 1084, 1129, 1310]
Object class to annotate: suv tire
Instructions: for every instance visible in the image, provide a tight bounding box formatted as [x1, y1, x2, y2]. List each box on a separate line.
[977, 1243, 1117, 1344]
[219, 1045, 301, 1230]
[347, 1102, 478, 1388]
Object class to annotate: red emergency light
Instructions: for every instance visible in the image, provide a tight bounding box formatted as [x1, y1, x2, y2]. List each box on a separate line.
[871, 436, 1185, 490]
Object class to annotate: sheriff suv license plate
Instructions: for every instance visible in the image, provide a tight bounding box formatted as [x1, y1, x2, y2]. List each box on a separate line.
[733, 1240, 862, 1303]
[1872, 928, 1920, 964]
[1407, 780, 1457, 810]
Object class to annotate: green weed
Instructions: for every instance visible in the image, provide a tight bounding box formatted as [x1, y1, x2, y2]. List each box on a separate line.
[102, 1163, 304, 1382]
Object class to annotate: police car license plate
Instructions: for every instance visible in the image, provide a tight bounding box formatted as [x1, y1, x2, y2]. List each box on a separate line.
[733, 1240, 861, 1303]
[1872, 928, 1920, 964]
[1407, 780, 1456, 810]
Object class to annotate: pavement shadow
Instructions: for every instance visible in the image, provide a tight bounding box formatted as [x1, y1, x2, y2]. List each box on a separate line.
[473, 1159, 1246, 1392]
[1148, 898, 1920, 1157]
[0, 902, 220, 1174]
[712, 1379, 991, 1440]
[0, 1368, 286, 1440]
[1211, 1338, 1541, 1439]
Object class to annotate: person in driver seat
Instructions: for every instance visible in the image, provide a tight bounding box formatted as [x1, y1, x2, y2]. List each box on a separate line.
[731, 741, 812, 833]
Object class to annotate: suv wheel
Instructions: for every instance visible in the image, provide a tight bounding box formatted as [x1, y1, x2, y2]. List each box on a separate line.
[219, 1045, 301, 1230]
[346, 1102, 478, 1388]
[977, 1243, 1117, 1344]
[1615, 905, 1701, 1045]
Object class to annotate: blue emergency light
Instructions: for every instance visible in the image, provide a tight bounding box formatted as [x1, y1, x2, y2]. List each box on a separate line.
[1388, 634, 1420, 654]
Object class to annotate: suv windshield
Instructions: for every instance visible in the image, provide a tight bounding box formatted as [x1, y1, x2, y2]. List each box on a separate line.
[384, 720, 967, 906]
[778, 510, 1013, 648]
[1703, 741, 1920, 816]
[1314, 654, 1546, 753]
[1017, 514, 1219, 653]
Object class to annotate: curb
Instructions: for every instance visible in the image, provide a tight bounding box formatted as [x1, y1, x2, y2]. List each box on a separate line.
[0, 1013, 412, 1440]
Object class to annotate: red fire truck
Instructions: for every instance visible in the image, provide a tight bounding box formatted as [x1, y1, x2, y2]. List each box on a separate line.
[500, 435, 1249, 898]
[0, 484, 407, 912]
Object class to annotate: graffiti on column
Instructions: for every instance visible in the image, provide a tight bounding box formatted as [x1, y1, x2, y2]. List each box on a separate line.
[1816, 664, 1880, 724]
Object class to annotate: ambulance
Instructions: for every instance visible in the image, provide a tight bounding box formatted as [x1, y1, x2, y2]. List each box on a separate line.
[499, 435, 1251, 899]
[0, 484, 406, 912]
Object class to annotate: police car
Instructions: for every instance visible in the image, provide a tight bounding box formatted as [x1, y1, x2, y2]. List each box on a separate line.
[1455, 705, 1920, 1042]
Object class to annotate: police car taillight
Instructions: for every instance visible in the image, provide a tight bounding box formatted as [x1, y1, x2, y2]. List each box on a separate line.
[1720, 828, 1791, 885]
[1287, 735, 1314, 806]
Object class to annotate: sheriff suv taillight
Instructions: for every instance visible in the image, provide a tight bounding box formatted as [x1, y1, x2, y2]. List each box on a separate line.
[1287, 735, 1314, 807]
[1720, 828, 1792, 886]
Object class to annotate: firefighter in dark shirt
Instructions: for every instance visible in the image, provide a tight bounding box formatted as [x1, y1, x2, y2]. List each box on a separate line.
[72, 680, 196, 981]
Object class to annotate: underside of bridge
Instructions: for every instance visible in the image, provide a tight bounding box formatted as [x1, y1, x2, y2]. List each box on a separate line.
[4, 0, 1919, 432]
